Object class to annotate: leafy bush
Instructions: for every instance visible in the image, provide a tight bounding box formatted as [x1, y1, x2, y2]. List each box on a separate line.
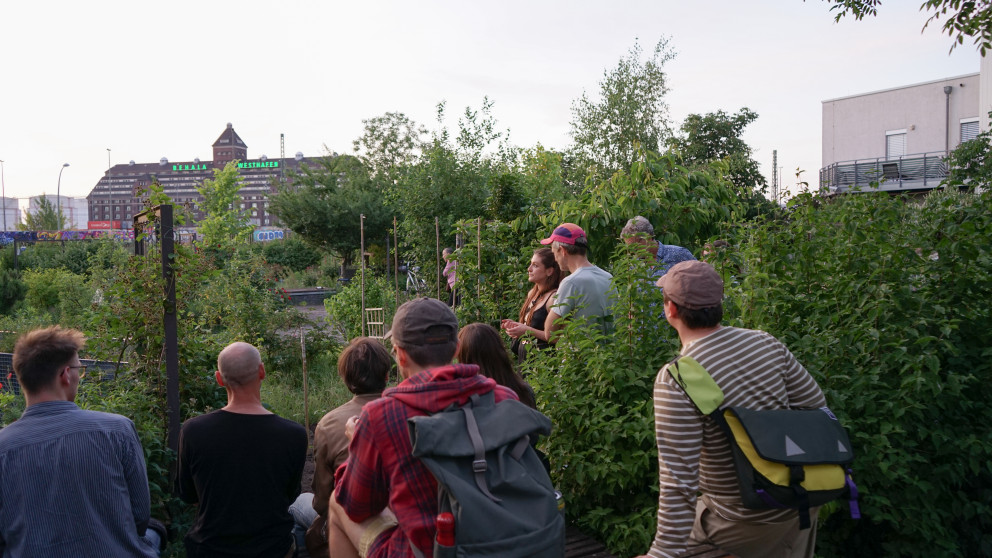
[526, 248, 674, 557]
[14, 240, 104, 276]
[324, 274, 397, 342]
[0, 269, 26, 314]
[728, 188, 992, 557]
[21, 268, 94, 328]
[262, 236, 322, 273]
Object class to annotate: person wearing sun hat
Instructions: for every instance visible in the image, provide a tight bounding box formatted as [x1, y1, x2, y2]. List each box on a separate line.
[539, 222, 614, 342]
[637, 261, 827, 558]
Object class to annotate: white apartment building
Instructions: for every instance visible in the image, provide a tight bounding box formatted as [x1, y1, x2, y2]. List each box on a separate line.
[821, 57, 992, 193]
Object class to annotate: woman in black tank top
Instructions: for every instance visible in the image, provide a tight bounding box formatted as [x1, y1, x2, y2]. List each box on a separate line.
[500, 248, 562, 362]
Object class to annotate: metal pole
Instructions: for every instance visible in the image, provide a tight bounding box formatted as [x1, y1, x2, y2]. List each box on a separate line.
[944, 86, 953, 156]
[159, 205, 180, 458]
[0, 159, 6, 231]
[57, 163, 69, 227]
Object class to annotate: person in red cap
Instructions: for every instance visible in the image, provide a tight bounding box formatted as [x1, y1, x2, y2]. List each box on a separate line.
[539, 222, 614, 342]
[636, 261, 827, 558]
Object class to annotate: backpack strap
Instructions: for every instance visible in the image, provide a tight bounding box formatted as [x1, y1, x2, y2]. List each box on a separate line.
[463, 393, 501, 503]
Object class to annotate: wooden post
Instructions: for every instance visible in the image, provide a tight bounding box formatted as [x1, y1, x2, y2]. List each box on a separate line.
[435, 217, 441, 300]
[301, 327, 310, 450]
[393, 217, 399, 306]
[360, 213, 366, 337]
[477, 218, 482, 300]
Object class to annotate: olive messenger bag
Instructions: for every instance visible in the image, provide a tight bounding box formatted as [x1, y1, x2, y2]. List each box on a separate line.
[665, 355, 861, 530]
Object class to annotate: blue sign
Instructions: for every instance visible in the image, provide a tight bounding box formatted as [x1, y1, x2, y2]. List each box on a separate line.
[253, 230, 284, 242]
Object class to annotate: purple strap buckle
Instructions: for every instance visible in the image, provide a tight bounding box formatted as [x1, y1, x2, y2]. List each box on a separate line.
[846, 472, 861, 519]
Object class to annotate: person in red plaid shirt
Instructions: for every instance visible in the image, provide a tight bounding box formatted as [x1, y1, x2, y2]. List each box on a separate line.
[326, 298, 518, 558]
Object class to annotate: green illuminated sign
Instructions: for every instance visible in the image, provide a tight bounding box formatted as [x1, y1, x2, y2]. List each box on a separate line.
[238, 161, 280, 169]
[172, 164, 208, 171]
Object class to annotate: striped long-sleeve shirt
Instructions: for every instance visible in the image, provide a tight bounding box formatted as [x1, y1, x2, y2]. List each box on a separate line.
[0, 400, 157, 558]
[647, 327, 826, 558]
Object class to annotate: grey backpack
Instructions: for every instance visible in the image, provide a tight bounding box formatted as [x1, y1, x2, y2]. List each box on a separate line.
[406, 391, 565, 558]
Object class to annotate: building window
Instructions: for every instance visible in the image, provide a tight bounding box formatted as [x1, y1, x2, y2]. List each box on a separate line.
[960, 118, 980, 143]
[886, 130, 907, 159]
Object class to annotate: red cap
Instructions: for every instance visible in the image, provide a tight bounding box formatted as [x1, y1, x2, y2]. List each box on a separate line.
[540, 223, 587, 246]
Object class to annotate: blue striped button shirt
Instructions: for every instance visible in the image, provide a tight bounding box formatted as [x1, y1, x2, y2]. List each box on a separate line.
[0, 400, 157, 558]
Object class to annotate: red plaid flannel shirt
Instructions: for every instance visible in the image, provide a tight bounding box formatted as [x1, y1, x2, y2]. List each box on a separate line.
[334, 363, 517, 558]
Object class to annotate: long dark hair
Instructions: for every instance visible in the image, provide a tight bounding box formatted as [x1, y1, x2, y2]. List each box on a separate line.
[518, 248, 562, 325]
[456, 323, 536, 409]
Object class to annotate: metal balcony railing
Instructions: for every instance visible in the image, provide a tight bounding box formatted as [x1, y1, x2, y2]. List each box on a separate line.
[819, 152, 948, 193]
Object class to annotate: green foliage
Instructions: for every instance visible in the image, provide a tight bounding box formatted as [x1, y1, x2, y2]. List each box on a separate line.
[324, 274, 397, 342]
[668, 107, 776, 216]
[543, 151, 744, 266]
[262, 236, 322, 274]
[390, 100, 509, 279]
[570, 37, 676, 176]
[21, 268, 94, 328]
[818, 0, 992, 54]
[353, 111, 428, 184]
[0, 391, 24, 426]
[270, 154, 392, 270]
[944, 113, 992, 189]
[727, 188, 992, 557]
[0, 268, 26, 314]
[13, 240, 104, 276]
[450, 219, 532, 327]
[196, 161, 252, 248]
[262, 348, 352, 426]
[18, 195, 66, 231]
[526, 248, 675, 557]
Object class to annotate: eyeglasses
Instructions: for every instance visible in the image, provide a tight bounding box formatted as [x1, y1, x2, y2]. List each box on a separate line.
[67, 365, 87, 379]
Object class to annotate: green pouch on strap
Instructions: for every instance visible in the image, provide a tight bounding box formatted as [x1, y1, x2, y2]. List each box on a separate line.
[665, 356, 724, 415]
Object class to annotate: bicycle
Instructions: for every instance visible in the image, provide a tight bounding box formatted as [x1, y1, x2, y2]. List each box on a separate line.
[401, 264, 428, 294]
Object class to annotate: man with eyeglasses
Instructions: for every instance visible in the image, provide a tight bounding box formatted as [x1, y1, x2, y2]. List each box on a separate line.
[0, 326, 166, 557]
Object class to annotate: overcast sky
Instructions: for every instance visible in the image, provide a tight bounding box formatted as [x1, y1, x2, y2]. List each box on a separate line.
[0, 0, 980, 205]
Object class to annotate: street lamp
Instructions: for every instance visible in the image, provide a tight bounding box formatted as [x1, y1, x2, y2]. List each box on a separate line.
[0, 159, 6, 231]
[57, 163, 69, 228]
[106, 148, 111, 231]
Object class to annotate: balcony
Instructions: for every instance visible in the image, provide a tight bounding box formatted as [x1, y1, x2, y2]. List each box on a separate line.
[819, 152, 948, 193]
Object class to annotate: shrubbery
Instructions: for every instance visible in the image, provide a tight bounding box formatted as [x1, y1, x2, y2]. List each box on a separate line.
[729, 188, 992, 557]
[262, 236, 322, 274]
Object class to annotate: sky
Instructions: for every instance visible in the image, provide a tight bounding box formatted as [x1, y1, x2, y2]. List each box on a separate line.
[0, 0, 981, 206]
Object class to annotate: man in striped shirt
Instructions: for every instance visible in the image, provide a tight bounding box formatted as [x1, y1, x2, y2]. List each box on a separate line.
[638, 262, 826, 558]
[0, 326, 163, 557]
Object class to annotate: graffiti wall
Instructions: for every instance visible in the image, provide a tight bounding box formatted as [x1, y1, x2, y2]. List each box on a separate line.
[0, 230, 136, 245]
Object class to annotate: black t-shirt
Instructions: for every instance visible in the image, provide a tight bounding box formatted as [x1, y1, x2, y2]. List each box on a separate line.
[178, 410, 307, 558]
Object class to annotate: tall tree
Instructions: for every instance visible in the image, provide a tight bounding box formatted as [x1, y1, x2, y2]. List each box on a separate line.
[352, 111, 428, 184]
[569, 37, 676, 177]
[269, 154, 391, 272]
[668, 108, 771, 202]
[814, 0, 992, 54]
[19, 195, 66, 231]
[196, 162, 252, 248]
[390, 100, 508, 273]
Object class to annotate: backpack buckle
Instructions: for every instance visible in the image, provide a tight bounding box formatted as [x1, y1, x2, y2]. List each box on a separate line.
[472, 459, 487, 473]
